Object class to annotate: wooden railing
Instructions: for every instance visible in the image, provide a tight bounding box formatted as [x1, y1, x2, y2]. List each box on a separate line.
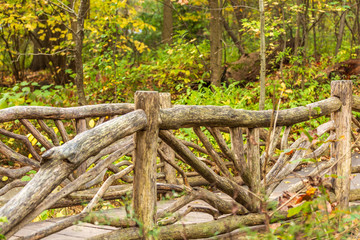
[0, 80, 359, 239]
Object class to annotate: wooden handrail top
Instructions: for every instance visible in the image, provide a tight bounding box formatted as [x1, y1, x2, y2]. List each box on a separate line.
[0, 95, 359, 127]
[0, 103, 135, 123]
[159, 97, 342, 129]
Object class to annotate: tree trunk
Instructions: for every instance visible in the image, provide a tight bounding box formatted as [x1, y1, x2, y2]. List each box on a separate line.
[72, 0, 89, 106]
[335, 1, 347, 56]
[259, 0, 266, 110]
[209, 0, 222, 86]
[162, 0, 173, 44]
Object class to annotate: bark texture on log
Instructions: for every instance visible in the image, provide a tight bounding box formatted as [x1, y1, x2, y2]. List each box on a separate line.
[331, 80, 353, 209]
[133, 91, 160, 239]
[159, 93, 177, 184]
[353, 95, 360, 112]
[159, 97, 341, 129]
[0, 110, 147, 235]
[88, 213, 275, 240]
[0, 104, 134, 123]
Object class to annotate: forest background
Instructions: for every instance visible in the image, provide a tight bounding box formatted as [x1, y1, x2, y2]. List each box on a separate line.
[0, 0, 360, 114]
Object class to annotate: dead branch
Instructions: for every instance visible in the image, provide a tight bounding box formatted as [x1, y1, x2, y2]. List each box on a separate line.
[20, 119, 54, 150]
[159, 130, 253, 211]
[0, 141, 40, 168]
[193, 127, 231, 178]
[158, 148, 189, 187]
[0, 128, 42, 161]
[54, 120, 69, 143]
[0, 179, 27, 197]
[18, 166, 134, 240]
[0, 166, 32, 179]
[37, 120, 60, 146]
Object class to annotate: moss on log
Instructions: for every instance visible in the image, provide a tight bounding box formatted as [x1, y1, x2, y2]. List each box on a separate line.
[159, 97, 341, 129]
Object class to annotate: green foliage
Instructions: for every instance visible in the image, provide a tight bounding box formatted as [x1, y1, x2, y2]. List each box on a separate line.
[0, 81, 76, 108]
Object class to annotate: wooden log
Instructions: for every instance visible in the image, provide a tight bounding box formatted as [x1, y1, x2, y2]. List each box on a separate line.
[19, 166, 134, 240]
[331, 80, 353, 209]
[247, 128, 261, 211]
[20, 119, 54, 150]
[37, 120, 60, 146]
[353, 95, 360, 112]
[0, 128, 42, 161]
[229, 127, 250, 184]
[0, 141, 40, 168]
[74, 118, 88, 178]
[159, 93, 177, 184]
[0, 104, 135, 123]
[4, 136, 134, 238]
[0, 110, 147, 236]
[54, 120, 69, 143]
[88, 212, 280, 240]
[193, 127, 231, 178]
[159, 130, 253, 211]
[159, 97, 341, 129]
[0, 166, 32, 179]
[133, 91, 160, 239]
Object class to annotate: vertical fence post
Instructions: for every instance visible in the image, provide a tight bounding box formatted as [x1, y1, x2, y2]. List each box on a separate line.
[331, 80, 353, 209]
[247, 128, 261, 212]
[159, 93, 177, 184]
[133, 91, 160, 239]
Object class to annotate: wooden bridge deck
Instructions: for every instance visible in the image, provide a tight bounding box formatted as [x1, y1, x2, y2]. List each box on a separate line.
[9, 153, 360, 240]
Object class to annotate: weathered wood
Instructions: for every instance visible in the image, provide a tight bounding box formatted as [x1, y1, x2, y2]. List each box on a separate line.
[331, 80, 353, 209]
[353, 95, 360, 112]
[247, 128, 261, 211]
[159, 130, 253, 211]
[159, 97, 341, 129]
[133, 91, 160, 239]
[0, 104, 135, 123]
[42, 110, 146, 164]
[0, 166, 32, 179]
[54, 120, 69, 143]
[159, 93, 177, 184]
[158, 149, 188, 186]
[207, 127, 237, 164]
[37, 120, 60, 146]
[0, 128, 42, 161]
[19, 166, 134, 240]
[157, 187, 247, 220]
[281, 126, 291, 150]
[88, 212, 280, 240]
[74, 118, 88, 178]
[193, 127, 231, 178]
[0, 141, 40, 168]
[5, 136, 134, 238]
[0, 110, 147, 236]
[260, 127, 282, 167]
[229, 127, 249, 183]
[0, 179, 27, 197]
[20, 119, 54, 150]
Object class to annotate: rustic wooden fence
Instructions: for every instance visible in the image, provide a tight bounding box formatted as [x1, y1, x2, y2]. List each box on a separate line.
[0, 80, 359, 239]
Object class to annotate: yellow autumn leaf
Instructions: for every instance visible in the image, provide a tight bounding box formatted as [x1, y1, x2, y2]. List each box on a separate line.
[2, 176, 8, 181]
[28, 153, 32, 159]
[89, 119, 95, 128]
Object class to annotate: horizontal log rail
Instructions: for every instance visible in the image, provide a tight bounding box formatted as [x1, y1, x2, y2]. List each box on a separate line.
[0, 103, 135, 123]
[160, 97, 342, 129]
[0, 95, 358, 125]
